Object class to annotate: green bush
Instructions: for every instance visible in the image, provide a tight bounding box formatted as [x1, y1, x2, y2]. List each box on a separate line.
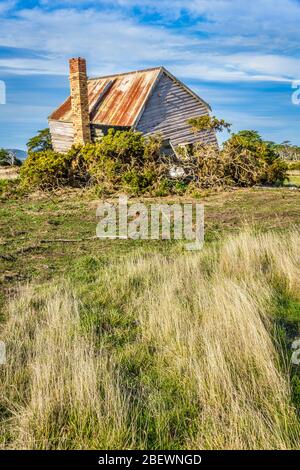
[188, 115, 231, 133]
[20, 149, 89, 190]
[20, 151, 68, 189]
[20, 127, 288, 194]
[20, 130, 166, 194]
[222, 133, 288, 186]
[287, 161, 300, 171]
[0, 179, 20, 200]
[152, 178, 172, 197]
[184, 131, 288, 189]
[121, 168, 156, 195]
[67, 130, 165, 195]
[92, 128, 145, 164]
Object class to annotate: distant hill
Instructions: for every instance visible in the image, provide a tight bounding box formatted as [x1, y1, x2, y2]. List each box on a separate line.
[5, 149, 27, 161]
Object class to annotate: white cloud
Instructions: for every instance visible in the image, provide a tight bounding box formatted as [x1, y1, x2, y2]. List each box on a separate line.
[34, 0, 300, 50]
[0, 2, 299, 84]
[0, 7, 194, 75]
[169, 53, 300, 84]
[102, 0, 300, 53]
[219, 54, 300, 81]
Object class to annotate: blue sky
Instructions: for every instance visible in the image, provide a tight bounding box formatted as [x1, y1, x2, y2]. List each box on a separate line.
[0, 0, 300, 149]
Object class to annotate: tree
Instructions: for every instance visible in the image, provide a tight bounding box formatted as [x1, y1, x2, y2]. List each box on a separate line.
[228, 131, 282, 163]
[272, 141, 300, 161]
[27, 128, 53, 153]
[0, 148, 11, 166]
[0, 148, 22, 166]
[234, 130, 262, 143]
[188, 115, 232, 133]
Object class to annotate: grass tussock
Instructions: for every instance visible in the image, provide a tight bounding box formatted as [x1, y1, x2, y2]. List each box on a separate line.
[0, 286, 132, 449]
[1, 229, 300, 449]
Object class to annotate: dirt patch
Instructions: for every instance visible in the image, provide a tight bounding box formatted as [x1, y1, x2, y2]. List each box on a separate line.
[0, 166, 20, 180]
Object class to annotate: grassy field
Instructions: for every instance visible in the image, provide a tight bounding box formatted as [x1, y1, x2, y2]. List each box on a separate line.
[286, 171, 300, 187]
[1, 187, 299, 303]
[0, 187, 300, 449]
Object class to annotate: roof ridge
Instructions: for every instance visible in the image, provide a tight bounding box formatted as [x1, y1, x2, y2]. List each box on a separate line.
[49, 65, 211, 125]
[89, 66, 211, 111]
[88, 66, 163, 81]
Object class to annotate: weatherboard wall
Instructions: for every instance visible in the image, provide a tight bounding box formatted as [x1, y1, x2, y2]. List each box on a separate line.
[136, 73, 216, 147]
[49, 120, 74, 153]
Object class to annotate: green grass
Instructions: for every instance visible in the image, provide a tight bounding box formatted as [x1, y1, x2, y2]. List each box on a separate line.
[1, 188, 300, 449]
[1, 187, 299, 306]
[1, 186, 299, 325]
[286, 175, 300, 187]
[287, 162, 300, 172]
[1, 227, 300, 449]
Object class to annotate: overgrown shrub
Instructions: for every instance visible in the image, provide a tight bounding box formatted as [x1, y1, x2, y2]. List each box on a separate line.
[180, 131, 288, 189]
[20, 127, 288, 194]
[83, 129, 165, 194]
[20, 149, 89, 190]
[21, 129, 167, 194]
[221, 133, 288, 186]
[121, 168, 157, 195]
[188, 115, 231, 133]
[0, 179, 23, 200]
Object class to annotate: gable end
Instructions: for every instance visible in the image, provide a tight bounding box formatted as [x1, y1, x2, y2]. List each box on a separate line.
[136, 71, 216, 147]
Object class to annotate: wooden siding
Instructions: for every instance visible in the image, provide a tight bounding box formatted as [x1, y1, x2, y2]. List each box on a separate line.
[49, 121, 131, 152]
[49, 120, 74, 153]
[136, 73, 217, 147]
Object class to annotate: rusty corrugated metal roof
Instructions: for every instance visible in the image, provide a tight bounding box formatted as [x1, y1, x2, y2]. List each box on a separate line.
[49, 67, 162, 127]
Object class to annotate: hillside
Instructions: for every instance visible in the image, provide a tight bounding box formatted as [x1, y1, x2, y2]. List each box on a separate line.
[5, 149, 27, 160]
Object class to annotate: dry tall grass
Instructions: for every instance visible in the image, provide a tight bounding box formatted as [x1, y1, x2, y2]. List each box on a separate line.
[0, 286, 132, 449]
[0, 229, 300, 449]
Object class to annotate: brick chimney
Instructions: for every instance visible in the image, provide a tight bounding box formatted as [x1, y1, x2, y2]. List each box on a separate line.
[69, 57, 91, 145]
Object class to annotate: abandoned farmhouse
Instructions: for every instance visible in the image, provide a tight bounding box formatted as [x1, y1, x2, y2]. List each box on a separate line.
[48, 58, 216, 153]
